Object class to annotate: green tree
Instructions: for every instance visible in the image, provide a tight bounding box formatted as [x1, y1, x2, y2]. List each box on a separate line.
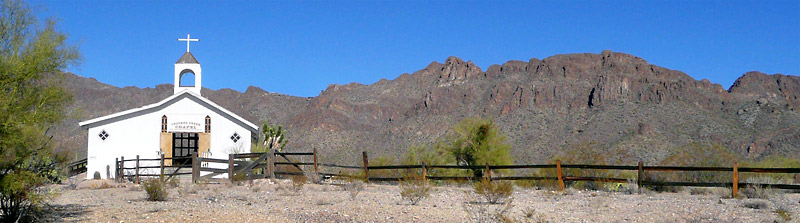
[0, 0, 80, 220]
[439, 117, 513, 178]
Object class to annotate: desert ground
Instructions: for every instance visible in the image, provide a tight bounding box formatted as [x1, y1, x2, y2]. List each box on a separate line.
[44, 177, 799, 223]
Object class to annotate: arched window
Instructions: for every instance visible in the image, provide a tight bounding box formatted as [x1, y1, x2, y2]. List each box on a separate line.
[179, 69, 196, 87]
[161, 115, 167, 132]
[205, 115, 211, 133]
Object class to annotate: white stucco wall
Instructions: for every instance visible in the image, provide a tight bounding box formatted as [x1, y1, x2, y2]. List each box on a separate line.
[84, 95, 254, 179]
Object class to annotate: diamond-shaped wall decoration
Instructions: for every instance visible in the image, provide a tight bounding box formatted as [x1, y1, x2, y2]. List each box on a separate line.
[98, 130, 109, 141]
[230, 132, 240, 143]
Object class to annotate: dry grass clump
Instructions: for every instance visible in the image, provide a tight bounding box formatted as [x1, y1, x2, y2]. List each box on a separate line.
[463, 201, 514, 223]
[399, 174, 431, 205]
[775, 207, 792, 222]
[741, 177, 780, 199]
[688, 187, 732, 198]
[342, 180, 364, 200]
[743, 200, 770, 209]
[462, 178, 518, 222]
[472, 178, 513, 204]
[276, 175, 307, 195]
[290, 174, 307, 192]
[143, 178, 169, 201]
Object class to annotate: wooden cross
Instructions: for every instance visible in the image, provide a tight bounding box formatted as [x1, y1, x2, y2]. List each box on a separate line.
[177, 34, 199, 52]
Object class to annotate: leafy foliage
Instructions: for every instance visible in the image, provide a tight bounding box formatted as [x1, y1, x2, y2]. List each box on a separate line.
[259, 121, 287, 152]
[143, 178, 169, 201]
[438, 117, 513, 178]
[0, 0, 80, 220]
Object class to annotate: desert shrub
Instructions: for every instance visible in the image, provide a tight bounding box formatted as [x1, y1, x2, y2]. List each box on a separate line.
[368, 155, 403, 180]
[342, 179, 364, 200]
[688, 187, 731, 198]
[553, 142, 633, 191]
[472, 178, 513, 204]
[741, 177, 779, 200]
[399, 174, 431, 205]
[289, 174, 306, 192]
[438, 117, 514, 178]
[462, 201, 514, 223]
[230, 172, 248, 184]
[659, 142, 740, 183]
[743, 200, 769, 209]
[741, 155, 800, 184]
[143, 178, 169, 201]
[402, 144, 457, 177]
[775, 207, 792, 222]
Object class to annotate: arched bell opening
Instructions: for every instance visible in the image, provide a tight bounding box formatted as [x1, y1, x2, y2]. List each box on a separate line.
[179, 69, 196, 87]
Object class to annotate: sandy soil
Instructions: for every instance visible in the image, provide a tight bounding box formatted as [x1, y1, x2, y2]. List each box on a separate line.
[44, 178, 800, 223]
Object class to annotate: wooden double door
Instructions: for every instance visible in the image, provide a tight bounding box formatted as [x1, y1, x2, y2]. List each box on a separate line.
[172, 132, 198, 166]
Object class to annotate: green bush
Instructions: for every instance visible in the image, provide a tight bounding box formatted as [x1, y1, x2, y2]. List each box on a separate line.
[143, 178, 169, 201]
[438, 117, 514, 179]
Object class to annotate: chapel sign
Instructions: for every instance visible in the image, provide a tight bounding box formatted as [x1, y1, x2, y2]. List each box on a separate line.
[167, 115, 204, 132]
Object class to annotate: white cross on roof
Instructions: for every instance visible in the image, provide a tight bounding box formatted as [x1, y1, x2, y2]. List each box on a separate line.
[177, 34, 199, 52]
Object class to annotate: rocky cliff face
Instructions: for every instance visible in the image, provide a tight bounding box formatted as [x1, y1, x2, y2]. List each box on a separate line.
[53, 51, 800, 164]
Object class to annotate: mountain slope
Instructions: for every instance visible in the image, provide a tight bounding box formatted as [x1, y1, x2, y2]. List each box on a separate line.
[52, 51, 800, 164]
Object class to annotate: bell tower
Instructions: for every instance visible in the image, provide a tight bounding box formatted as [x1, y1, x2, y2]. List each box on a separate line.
[174, 34, 202, 95]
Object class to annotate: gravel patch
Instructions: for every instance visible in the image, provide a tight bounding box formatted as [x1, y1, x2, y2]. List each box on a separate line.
[45, 179, 800, 222]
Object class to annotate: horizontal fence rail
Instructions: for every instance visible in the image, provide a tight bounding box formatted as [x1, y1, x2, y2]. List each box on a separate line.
[111, 150, 800, 197]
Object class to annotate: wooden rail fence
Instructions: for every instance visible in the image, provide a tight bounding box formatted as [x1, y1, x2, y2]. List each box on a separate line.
[114, 150, 800, 197]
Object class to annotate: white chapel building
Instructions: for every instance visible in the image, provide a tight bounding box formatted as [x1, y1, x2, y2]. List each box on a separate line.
[79, 35, 258, 179]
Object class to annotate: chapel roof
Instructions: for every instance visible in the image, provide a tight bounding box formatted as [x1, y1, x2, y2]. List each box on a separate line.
[78, 90, 258, 133]
[176, 52, 199, 64]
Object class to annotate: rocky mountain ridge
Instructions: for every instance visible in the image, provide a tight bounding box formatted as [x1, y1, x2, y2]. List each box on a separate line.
[53, 50, 800, 164]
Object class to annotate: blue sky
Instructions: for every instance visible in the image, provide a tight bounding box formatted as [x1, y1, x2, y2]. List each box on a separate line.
[35, 0, 799, 97]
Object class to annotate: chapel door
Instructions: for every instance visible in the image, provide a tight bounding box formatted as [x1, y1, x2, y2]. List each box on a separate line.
[172, 132, 199, 166]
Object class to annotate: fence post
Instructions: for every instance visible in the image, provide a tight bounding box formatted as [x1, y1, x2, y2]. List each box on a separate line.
[114, 158, 118, 182]
[135, 155, 140, 184]
[485, 162, 491, 181]
[160, 154, 165, 181]
[556, 160, 565, 191]
[732, 162, 739, 198]
[194, 153, 201, 183]
[229, 154, 235, 184]
[192, 152, 200, 184]
[120, 156, 124, 183]
[313, 148, 319, 174]
[421, 161, 427, 181]
[267, 149, 275, 179]
[362, 151, 369, 183]
[637, 161, 643, 194]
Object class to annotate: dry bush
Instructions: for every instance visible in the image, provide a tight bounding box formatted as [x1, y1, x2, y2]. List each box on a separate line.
[178, 183, 206, 196]
[688, 187, 731, 198]
[741, 177, 779, 199]
[743, 200, 770, 209]
[775, 207, 792, 222]
[342, 180, 364, 200]
[143, 178, 169, 201]
[462, 199, 514, 223]
[399, 174, 431, 205]
[290, 174, 307, 193]
[65, 178, 79, 190]
[472, 178, 513, 204]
